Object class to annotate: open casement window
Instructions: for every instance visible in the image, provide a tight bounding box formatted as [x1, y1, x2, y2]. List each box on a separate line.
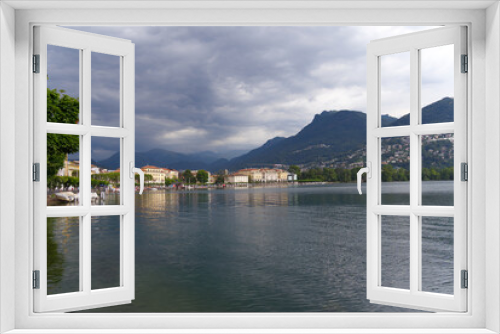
[366, 26, 467, 312]
[33, 26, 136, 312]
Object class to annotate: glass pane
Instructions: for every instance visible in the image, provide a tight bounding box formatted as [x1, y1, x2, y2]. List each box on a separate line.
[92, 52, 121, 127]
[47, 134, 80, 206]
[421, 134, 454, 206]
[381, 215, 410, 290]
[421, 216, 454, 294]
[91, 215, 121, 290]
[91, 137, 121, 205]
[380, 52, 410, 127]
[421, 45, 454, 125]
[47, 216, 80, 295]
[381, 137, 410, 205]
[47, 45, 80, 124]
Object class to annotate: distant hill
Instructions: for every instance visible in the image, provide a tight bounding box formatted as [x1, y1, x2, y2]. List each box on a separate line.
[220, 97, 454, 171]
[98, 97, 454, 172]
[223, 110, 367, 170]
[388, 97, 454, 126]
[99, 149, 226, 171]
[381, 114, 398, 127]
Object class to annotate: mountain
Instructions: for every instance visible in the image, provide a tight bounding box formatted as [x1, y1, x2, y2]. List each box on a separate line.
[225, 110, 367, 170]
[381, 114, 398, 127]
[222, 97, 454, 170]
[97, 97, 453, 172]
[388, 97, 454, 127]
[99, 149, 222, 171]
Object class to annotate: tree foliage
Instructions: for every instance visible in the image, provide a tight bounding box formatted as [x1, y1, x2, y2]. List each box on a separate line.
[298, 164, 452, 183]
[288, 165, 301, 177]
[196, 170, 209, 183]
[182, 170, 196, 184]
[46, 89, 80, 180]
[165, 177, 178, 186]
[214, 174, 225, 184]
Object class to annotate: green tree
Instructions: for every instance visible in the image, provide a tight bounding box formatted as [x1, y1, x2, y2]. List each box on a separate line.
[351, 167, 362, 182]
[214, 174, 225, 184]
[196, 170, 209, 184]
[165, 177, 177, 186]
[397, 168, 409, 181]
[182, 170, 196, 184]
[288, 165, 301, 178]
[323, 168, 338, 182]
[46, 89, 79, 179]
[440, 167, 454, 180]
[382, 164, 394, 182]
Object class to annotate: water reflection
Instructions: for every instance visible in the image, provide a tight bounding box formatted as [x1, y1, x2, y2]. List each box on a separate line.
[46, 182, 456, 312]
[47, 217, 79, 295]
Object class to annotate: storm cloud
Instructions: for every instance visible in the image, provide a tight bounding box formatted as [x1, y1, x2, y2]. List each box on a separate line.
[48, 26, 450, 160]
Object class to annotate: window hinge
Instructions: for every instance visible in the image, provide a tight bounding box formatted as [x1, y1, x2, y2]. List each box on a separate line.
[33, 163, 40, 182]
[461, 162, 468, 181]
[461, 54, 468, 73]
[33, 270, 40, 289]
[461, 270, 468, 289]
[33, 54, 40, 73]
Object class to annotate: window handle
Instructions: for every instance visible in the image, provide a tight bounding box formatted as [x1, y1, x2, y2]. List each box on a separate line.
[130, 162, 144, 195]
[357, 162, 371, 195]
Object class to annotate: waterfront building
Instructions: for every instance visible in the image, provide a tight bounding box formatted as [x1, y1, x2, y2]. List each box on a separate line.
[237, 168, 288, 182]
[162, 168, 179, 180]
[57, 159, 80, 177]
[224, 174, 249, 184]
[141, 165, 179, 183]
[90, 164, 101, 175]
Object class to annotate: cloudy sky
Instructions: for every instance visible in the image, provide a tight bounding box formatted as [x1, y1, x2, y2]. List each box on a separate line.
[47, 26, 453, 161]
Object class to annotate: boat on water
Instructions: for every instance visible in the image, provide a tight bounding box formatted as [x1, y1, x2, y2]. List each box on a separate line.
[54, 192, 100, 202]
[55, 192, 77, 202]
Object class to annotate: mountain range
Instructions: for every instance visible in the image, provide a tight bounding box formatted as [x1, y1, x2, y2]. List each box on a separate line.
[98, 97, 454, 172]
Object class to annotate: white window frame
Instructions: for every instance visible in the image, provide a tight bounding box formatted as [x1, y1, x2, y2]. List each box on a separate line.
[33, 26, 136, 313]
[366, 26, 467, 312]
[1, 1, 499, 333]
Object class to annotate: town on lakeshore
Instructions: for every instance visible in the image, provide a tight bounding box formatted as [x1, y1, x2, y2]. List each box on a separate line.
[47, 132, 455, 203]
[47, 159, 302, 203]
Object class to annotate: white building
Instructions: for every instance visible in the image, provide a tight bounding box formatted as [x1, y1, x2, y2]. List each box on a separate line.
[224, 174, 249, 184]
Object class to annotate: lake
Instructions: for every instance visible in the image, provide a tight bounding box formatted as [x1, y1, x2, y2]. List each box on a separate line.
[47, 181, 454, 312]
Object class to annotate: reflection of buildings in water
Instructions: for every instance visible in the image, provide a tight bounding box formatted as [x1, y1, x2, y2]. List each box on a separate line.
[235, 190, 289, 207]
[47, 216, 80, 293]
[137, 191, 180, 217]
[49, 216, 79, 254]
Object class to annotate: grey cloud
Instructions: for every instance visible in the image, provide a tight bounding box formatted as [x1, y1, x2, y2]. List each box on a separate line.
[51, 26, 439, 159]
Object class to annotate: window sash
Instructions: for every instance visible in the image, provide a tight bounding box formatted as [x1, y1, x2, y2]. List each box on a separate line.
[366, 26, 468, 312]
[33, 25, 136, 313]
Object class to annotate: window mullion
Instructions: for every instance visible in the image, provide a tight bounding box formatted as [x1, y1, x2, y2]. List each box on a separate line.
[409, 47, 420, 294]
[81, 48, 92, 295]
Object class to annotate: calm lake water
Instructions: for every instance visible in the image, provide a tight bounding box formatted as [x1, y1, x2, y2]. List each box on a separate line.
[47, 181, 454, 312]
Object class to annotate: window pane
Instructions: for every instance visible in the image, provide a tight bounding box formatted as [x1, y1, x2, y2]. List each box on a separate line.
[47, 45, 80, 124]
[92, 52, 121, 127]
[91, 215, 121, 290]
[420, 45, 454, 125]
[91, 137, 121, 205]
[381, 137, 410, 205]
[47, 217, 80, 295]
[47, 134, 80, 206]
[421, 134, 454, 206]
[421, 216, 454, 294]
[381, 215, 410, 290]
[380, 52, 410, 127]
